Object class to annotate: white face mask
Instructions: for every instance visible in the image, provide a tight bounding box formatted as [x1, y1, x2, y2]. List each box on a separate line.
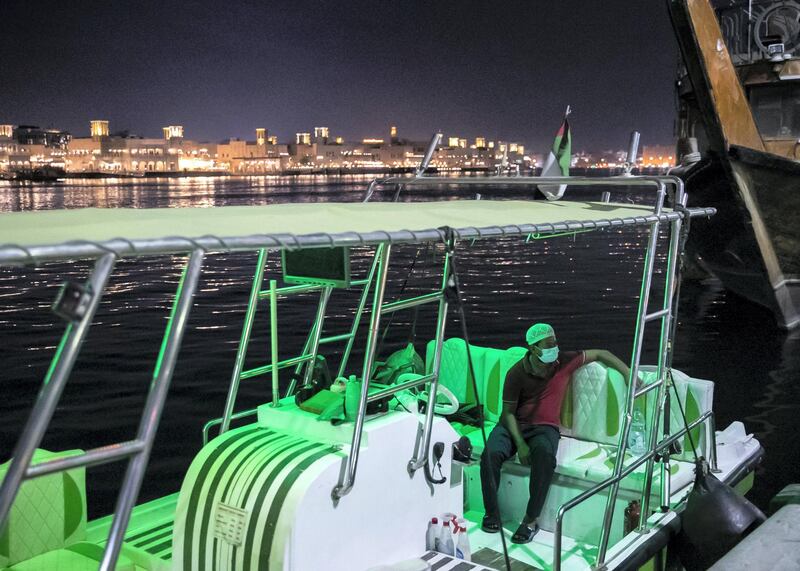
[537, 346, 559, 364]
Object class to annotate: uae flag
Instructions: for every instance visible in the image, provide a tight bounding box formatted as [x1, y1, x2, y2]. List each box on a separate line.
[538, 110, 572, 200]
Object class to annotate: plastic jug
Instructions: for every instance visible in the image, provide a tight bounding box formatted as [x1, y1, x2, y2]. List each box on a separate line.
[628, 408, 647, 455]
[426, 517, 438, 551]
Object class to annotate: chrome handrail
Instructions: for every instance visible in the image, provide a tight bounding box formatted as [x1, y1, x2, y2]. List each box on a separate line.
[332, 244, 392, 499]
[553, 411, 713, 571]
[204, 408, 259, 445]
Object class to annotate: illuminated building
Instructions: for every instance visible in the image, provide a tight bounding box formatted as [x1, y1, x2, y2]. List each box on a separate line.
[313, 127, 329, 143]
[7, 117, 540, 175]
[90, 120, 109, 140]
[641, 145, 675, 167]
[5, 125, 71, 148]
[162, 125, 184, 140]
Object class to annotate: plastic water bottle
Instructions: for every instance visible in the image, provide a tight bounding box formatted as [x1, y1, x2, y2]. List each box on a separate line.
[426, 517, 439, 551]
[628, 409, 647, 455]
[456, 524, 471, 561]
[439, 520, 455, 555]
[454, 525, 464, 559]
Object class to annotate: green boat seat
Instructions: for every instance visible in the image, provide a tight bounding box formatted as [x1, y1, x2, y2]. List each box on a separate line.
[2, 542, 137, 571]
[0, 449, 88, 569]
[428, 338, 714, 466]
[427, 338, 715, 543]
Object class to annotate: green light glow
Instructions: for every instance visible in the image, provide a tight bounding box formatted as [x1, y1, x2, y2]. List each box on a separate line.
[152, 257, 191, 382]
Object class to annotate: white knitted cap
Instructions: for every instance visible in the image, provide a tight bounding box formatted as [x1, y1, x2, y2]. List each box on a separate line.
[525, 323, 555, 346]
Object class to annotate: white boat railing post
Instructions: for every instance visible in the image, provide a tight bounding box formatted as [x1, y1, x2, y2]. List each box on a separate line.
[100, 248, 204, 570]
[269, 279, 279, 407]
[416, 133, 442, 178]
[298, 286, 333, 388]
[220, 249, 267, 435]
[595, 183, 667, 568]
[623, 131, 641, 176]
[0, 252, 116, 533]
[332, 244, 392, 499]
[407, 244, 451, 473]
[337, 246, 381, 377]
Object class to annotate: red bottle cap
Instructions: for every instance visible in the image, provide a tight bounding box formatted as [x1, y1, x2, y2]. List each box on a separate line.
[431, 517, 438, 524]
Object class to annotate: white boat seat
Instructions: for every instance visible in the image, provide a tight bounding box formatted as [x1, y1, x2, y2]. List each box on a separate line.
[428, 338, 712, 501]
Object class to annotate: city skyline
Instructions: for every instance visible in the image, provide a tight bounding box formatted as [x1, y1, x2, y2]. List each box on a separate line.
[1, 1, 679, 151]
[1, 118, 676, 176]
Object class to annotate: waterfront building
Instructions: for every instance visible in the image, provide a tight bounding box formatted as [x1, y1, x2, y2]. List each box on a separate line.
[217, 129, 286, 174]
[296, 132, 311, 145]
[10, 125, 71, 148]
[313, 127, 329, 143]
[641, 145, 675, 168]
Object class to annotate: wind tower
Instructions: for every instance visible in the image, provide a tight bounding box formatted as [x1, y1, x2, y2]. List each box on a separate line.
[90, 120, 109, 140]
[163, 125, 184, 141]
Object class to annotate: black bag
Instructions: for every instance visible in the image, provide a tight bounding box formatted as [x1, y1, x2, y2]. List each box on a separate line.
[294, 355, 332, 407]
[675, 458, 765, 570]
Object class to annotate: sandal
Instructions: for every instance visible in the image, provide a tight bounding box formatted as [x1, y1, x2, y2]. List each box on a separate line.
[481, 514, 501, 533]
[511, 522, 539, 544]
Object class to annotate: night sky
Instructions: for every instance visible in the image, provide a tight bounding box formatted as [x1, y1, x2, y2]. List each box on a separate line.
[1, 1, 679, 151]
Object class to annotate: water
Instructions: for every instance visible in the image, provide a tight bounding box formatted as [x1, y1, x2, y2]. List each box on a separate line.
[0, 176, 797, 518]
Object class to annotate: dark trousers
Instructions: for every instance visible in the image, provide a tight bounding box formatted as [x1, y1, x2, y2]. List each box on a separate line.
[480, 423, 560, 522]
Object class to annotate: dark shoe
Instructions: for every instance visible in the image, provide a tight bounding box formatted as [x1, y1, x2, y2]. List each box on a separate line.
[481, 514, 500, 533]
[511, 522, 539, 544]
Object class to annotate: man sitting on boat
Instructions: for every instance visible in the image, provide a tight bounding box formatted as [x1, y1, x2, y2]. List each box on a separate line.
[479, 323, 631, 544]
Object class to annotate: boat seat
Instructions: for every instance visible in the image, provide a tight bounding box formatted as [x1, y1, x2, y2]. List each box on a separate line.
[0, 448, 139, 571]
[427, 338, 713, 537]
[429, 338, 714, 464]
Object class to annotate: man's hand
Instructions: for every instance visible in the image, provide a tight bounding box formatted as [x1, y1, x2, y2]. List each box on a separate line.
[517, 443, 532, 466]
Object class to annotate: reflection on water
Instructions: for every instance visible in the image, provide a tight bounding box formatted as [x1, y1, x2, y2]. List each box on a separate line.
[0, 176, 797, 517]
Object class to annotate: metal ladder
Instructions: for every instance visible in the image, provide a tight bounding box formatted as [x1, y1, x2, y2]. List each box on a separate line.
[213, 248, 378, 439]
[0, 248, 206, 571]
[332, 240, 453, 498]
[594, 183, 685, 568]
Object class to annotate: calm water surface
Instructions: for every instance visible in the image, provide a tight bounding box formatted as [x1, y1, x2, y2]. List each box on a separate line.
[0, 176, 797, 517]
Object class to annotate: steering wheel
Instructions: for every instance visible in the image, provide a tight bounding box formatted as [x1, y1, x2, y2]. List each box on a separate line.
[419, 383, 460, 416]
[394, 374, 460, 416]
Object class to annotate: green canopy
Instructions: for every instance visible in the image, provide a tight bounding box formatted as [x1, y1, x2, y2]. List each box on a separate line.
[0, 200, 712, 265]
